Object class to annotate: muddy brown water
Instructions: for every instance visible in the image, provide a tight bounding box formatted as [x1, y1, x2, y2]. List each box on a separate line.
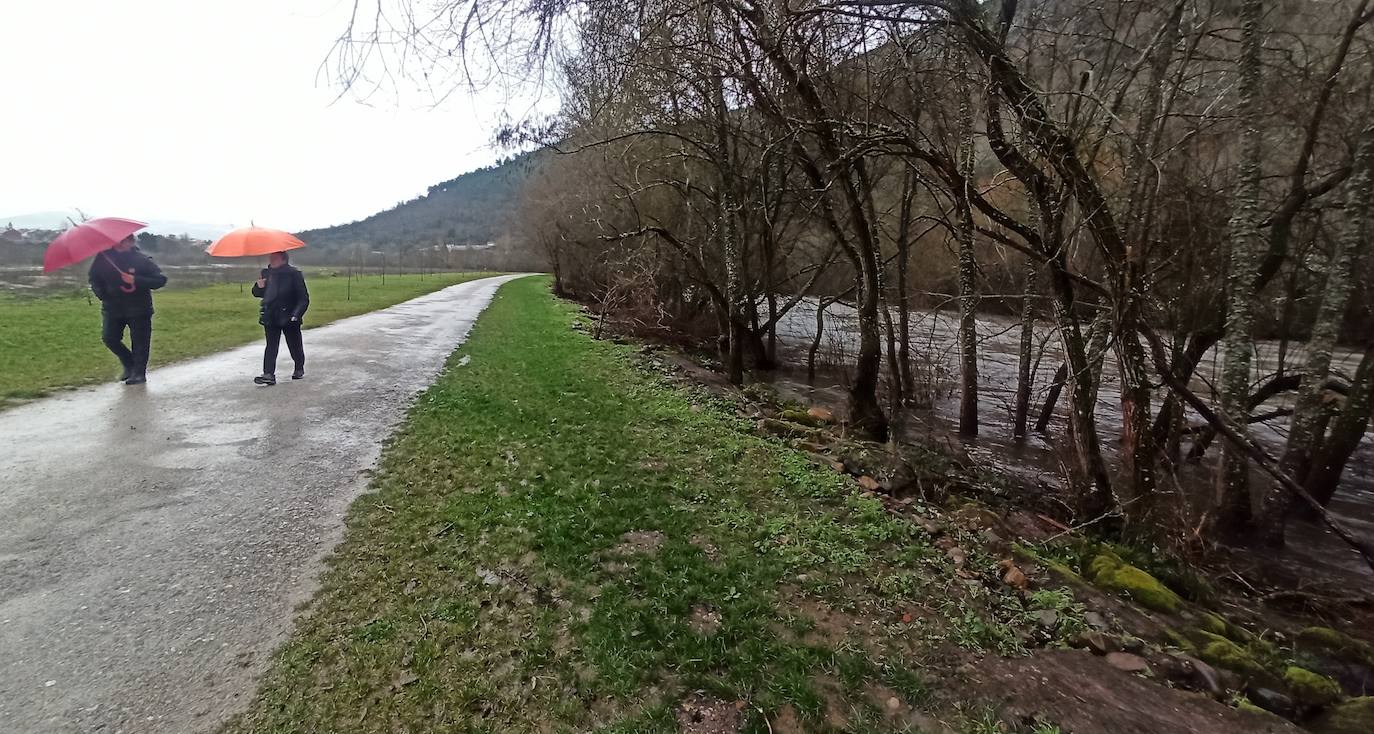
[770, 300, 1374, 586]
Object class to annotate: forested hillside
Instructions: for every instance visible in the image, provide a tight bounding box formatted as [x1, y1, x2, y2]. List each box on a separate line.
[297, 151, 539, 251]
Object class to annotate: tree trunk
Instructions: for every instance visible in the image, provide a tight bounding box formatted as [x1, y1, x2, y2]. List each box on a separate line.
[708, 59, 746, 387]
[853, 247, 891, 441]
[1275, 265, 1301, 377]
[1115, 313, 1158, 526]
[1304, 344, 1374, 507]
[956, 73, 980, 437]
[1214, 0, 1266, 539]
[1036, 363, 1068, 434]
[1259, 124, 1374, 544]
[897, 170, 917, 403]
[882, 293, 904, 424]
[1112, 2, 1181, 528]
[1048, 262, 1114, 517]
[1013, 256, 1037, 439]
[808, 298, 829, 382]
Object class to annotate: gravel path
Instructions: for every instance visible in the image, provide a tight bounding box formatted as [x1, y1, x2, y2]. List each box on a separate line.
[0, 274, 526, 733]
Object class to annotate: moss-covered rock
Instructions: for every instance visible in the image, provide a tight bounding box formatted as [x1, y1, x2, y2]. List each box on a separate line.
[1014, 544, 1090, 591]
[1310, 697, 1374, 734]
[1088, 554, 1183, 614]
[1164, 628, 1198, 655]
[1156, 567, 1219, 605]
[1299, 627, 1349, 649]
[1285, 666, 1343, 708]
[779, 408, 827, 427]
[1198, 612, 1229, 637]
[1298, 627, 1374, 666]
[1197, 634, 1270, 681]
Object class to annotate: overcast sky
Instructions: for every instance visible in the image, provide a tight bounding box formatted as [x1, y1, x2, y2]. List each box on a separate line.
[0, 0, 542, 232]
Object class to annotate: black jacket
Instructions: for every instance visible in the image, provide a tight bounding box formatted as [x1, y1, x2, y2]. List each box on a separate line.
[252, 265, 310, 327]
[88, 248, 168, 318]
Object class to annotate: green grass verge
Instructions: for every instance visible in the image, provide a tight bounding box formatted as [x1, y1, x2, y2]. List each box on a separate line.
[0, 271, 495, 404]
[223, 276, 1044, 734]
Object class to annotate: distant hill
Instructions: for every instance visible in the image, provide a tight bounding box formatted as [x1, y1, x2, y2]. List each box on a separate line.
[0, 211, 234, 240]
[297, 151, 542, 252]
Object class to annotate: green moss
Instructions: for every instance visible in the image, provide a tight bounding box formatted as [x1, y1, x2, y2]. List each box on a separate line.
[1285, 666, 1343, 708]
[1311, 697, 1374, 734]
[1156, 567, 1219, 605]
[1198, 613, 1228, 636]
[1298, 627, 1374, 666]
[1198, 636, 1270, 681]
[779, 408, 826, 427]
[1088, 555, 1183, 614]
[1236, 697, 1267, 715]
[1087, 553, 1116, 581]
[1300, 627, 1349, 649]
[1164, 628, 1198, 654]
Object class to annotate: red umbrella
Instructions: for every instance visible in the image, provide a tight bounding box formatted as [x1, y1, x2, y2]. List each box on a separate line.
[43, 217, 148, 273]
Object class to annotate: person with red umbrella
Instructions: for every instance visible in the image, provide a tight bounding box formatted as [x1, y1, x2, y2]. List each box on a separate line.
[88, 234, 168, 385]
[43, 217, 166, 385]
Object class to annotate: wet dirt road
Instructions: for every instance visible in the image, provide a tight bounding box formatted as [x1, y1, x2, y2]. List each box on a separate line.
[0, 274, 526, 733]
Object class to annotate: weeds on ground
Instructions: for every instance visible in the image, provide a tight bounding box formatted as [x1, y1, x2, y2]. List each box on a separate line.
[223, 277, 1046, 734]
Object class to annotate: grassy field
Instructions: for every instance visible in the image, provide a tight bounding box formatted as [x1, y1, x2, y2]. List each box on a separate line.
[0, 271, 496, 404]
[222, 276, 1060, 734]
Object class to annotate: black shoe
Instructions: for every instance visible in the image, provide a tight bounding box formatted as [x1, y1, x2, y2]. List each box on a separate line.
[254, 373, 277, 386]
[291, 368, 305, 380]
[125, 374, 147, 386]
[119, 366, 133, 382]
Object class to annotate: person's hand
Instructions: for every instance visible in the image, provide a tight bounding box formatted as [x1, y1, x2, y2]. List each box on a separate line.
[256, 278, 267, 288]
[120, 270, 136, 286]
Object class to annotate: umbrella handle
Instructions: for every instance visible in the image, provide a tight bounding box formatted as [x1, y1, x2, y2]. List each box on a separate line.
[101, 252, 137, 293]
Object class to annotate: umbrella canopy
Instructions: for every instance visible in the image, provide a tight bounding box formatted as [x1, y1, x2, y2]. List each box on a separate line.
[206, 227, 306, 257]
[42, 217, 148, 272]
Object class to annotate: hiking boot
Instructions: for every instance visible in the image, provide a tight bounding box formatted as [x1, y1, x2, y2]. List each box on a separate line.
[254, 373, 277, 386]
[291, 367, 305, 380]
[124, 373, 147, 386]
[119, 366, 133, 382]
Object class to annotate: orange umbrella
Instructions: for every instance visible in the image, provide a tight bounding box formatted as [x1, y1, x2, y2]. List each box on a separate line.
[206, 226, 306, 257]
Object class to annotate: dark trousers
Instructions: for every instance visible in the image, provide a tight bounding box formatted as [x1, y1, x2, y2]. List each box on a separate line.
[263, 321, 305, 375]
[102, 313, 152, 376]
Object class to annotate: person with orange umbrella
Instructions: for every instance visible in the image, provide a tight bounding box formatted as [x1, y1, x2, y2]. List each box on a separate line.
[207, 227, 309, 385]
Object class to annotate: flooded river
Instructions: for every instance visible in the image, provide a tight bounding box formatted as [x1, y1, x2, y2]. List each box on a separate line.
[0, 264, 262, 296]
[772, 300, 1374, 584]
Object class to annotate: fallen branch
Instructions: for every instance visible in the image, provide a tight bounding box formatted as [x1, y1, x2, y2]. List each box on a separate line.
[1140, 325, 1374, 575]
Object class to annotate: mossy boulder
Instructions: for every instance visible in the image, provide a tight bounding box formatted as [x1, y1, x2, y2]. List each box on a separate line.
[1088, 554, 1183, 614]
[779, 408, 827, 427]
[1298, 627, 1374, 666]
[1198, 612, 1229, 636]
[1013, 544, 1092, 593]
[1285, 666, 1343, 708]
[1310, 697, 1374, 734]
[1164, 628, 1198, 655]
[1156, 567, 1219, 605]
[1196, 634, 1271, 682]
